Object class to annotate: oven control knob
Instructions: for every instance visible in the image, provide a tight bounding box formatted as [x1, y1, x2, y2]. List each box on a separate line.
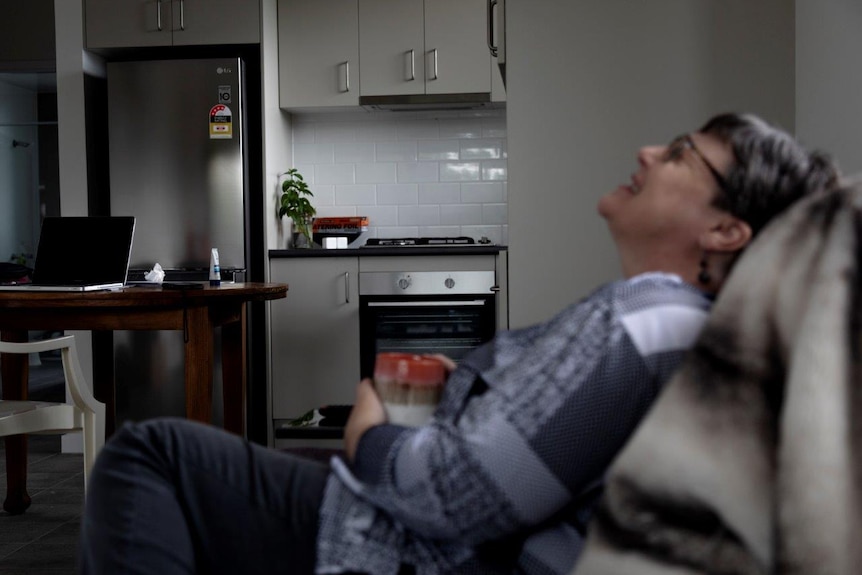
[398, 276, 412, 290]
[444, 277, 456, 289]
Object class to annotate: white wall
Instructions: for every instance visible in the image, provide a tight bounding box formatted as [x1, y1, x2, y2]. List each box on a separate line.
[796, 0, 862, 176]
[505, 0, 795, 327]
[262, 0, 294, 261]
[260, 0, 293, 445]
[54, 0, 93, 453]
[54, 0, 90, 217]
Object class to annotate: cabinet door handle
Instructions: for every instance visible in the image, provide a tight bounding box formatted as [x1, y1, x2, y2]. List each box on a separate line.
[157, 0, 163, 31]
[339, 61, 350, 93]
[179, 0, 185, 31]
[487, 0, 499, 56]
[344, 272, 350, 304]
[406, 49, 415, 81]
[429, 49, 438, 81]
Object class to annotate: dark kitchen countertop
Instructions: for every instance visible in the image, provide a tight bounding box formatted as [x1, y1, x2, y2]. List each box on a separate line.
[269, 245, 507, 258]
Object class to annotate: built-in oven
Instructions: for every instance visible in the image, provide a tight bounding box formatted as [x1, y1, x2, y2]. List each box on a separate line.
[359, 270, 499, 378]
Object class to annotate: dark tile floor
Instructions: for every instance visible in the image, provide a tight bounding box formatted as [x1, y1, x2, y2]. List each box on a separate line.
[1, 354, 82, 574]
[0, 435, 84, 575]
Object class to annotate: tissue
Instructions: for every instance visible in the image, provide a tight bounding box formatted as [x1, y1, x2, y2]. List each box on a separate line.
[144, 263, 165, 283]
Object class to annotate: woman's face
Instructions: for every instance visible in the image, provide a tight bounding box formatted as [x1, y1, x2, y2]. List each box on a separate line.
[597, 131, 734, 273]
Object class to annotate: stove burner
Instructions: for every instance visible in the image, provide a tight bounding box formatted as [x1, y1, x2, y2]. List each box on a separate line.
[364, 236, 476, 247]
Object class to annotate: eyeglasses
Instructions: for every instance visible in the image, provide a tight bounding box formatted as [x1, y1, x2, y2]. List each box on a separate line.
[664, 134, 730, 196]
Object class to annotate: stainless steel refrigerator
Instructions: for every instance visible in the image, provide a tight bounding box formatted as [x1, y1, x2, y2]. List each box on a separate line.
[106, 58, 249, 427]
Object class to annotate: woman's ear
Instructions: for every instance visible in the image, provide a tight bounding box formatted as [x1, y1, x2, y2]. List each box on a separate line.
[701, 216, 752, 253]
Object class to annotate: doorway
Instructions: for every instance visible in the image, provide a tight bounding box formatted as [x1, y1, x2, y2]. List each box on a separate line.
[0, 72, 59, 270]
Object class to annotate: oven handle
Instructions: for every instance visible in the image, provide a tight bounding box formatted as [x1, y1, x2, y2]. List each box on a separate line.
[367, 300, 488, 307]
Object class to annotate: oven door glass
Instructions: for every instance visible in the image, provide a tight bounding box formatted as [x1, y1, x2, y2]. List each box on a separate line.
[359, 294, 496, 378]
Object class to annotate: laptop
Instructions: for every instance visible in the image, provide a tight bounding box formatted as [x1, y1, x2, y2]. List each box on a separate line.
[0, 216, 136, 292]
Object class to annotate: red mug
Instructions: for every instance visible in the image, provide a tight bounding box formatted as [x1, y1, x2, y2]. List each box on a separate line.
[374, 352, 445, 426]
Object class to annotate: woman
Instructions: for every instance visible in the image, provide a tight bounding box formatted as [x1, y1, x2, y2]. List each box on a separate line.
[78, 113, 838, 575]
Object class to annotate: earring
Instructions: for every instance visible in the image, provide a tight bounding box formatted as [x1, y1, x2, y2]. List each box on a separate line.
[698, 257, 711, 285]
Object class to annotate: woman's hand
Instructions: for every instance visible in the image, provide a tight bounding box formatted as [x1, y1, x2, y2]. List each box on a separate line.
[344, 378, 387, 462]
[425, 353, 457, 376]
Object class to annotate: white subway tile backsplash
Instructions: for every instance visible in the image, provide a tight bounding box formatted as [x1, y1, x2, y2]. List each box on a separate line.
[377, 184, 419, 205]
[481, 116, 507, 138]
[335, 142, 375, 163]
[419, 225, 462, 237]
[379, 226, 420, 238]
[418, 183, 461, 205]
[482, 203, 508, 225]
[292, 110, 508, 242]
[417, 140, 460, 161]
[335, 184, 376, 205]
[362, 205, 399, 226]
[292, 122, 316, 144]
[294, 143, 334, 165]
[291, 163, 316, 184]
[460, 139, 502, 160]
[439, 117, 482, 139]
[376, 141, 417, 162]
[316, 164, 355, 185]
[310, 184, 335, 206]
[316, 122, 357, 143]
[316, 205, 357, 218]
[397, 119, 440, 140]
[440, 204, 483, 225]
[481, 160, 508, 181]
[356, 121, 399, 142]
[399, 205, 440, 226]
[356, 162, 397, 184]
[440, 162, 480, 182]
[397, 162, 439, 183]
[461, 182, 504, 203]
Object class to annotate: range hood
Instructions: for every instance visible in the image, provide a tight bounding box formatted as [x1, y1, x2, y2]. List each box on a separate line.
[359, 93, 493, 112]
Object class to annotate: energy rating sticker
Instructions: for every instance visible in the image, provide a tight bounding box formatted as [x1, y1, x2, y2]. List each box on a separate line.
[209, 104, 233, 139]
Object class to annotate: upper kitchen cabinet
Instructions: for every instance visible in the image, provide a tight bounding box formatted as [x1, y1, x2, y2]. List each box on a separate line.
[359, 0, 490, 97]
[278, 0, 359, 109]
[85, 0, 260, 50]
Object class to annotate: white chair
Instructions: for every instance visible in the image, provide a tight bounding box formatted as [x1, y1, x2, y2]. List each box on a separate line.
[0, 335, 105, 487]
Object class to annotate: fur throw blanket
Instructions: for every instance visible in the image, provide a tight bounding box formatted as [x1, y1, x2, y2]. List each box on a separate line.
[574, 184, 862, 575]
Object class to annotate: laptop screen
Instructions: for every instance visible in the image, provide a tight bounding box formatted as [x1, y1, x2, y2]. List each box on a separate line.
[31, 217, 136, 286]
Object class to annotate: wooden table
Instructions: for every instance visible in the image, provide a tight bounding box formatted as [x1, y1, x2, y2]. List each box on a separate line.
[0, 282, 287, 514]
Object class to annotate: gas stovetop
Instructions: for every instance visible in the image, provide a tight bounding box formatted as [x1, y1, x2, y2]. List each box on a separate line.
[362, 236, 487, 247]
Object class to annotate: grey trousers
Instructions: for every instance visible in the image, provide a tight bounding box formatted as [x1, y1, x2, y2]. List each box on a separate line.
[78, 418, 330, 575]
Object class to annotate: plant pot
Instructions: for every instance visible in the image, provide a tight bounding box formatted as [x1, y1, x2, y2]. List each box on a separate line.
[291, 231, 313, 249]
[288, 217, 315, 249]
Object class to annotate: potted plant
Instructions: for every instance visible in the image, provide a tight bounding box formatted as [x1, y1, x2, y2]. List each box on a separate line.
[278, 168, 317, 248]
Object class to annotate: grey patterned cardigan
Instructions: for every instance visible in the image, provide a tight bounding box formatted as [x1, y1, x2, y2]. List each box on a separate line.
[574, 185, 862, 575]
[315, 272, 712, 575]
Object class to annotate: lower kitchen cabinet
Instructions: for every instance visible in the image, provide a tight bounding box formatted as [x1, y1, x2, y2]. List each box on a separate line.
[270, 257, 360, 420]
[269, 249, 508, 446]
